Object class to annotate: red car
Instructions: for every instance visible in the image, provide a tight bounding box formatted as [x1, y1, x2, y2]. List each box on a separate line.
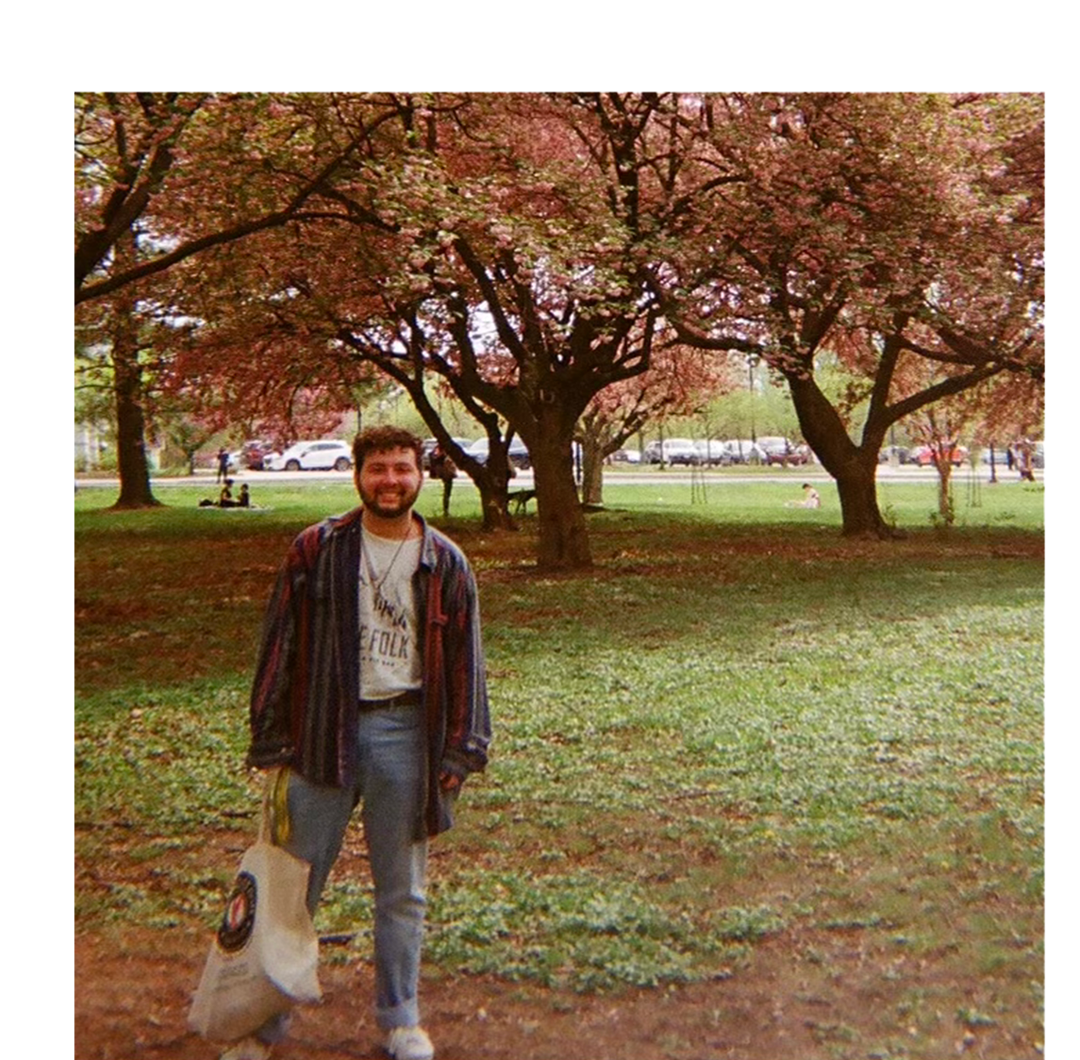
[911, 444, 969, 468]
[765, 446, 811, 466]
[240, 440, 275, 470]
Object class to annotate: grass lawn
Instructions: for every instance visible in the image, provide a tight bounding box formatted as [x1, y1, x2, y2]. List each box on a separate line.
[75, 476, 1045, 1058]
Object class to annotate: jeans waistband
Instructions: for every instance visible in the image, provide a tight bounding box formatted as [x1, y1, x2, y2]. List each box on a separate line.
[359, 691, 422, 712]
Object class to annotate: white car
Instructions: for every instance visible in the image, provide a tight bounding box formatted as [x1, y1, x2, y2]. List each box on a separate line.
[466, 436, 532, 469]
[643, 438, 700, 465]
[694, 440, 730, 466]
[266, 440, 353, 471]
[720, 439, 768, 464]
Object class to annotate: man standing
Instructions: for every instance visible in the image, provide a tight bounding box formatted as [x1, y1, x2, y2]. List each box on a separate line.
[224, 427, 491, 1060]
[427, 443, 457, 518]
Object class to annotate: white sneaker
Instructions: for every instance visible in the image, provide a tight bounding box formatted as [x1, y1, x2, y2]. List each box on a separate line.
[384, 1025, 435, 1060]
[219, 1037, 272, 1060]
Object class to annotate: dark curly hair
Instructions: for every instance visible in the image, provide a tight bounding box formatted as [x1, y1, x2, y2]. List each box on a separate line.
[351, 426, 423, 472]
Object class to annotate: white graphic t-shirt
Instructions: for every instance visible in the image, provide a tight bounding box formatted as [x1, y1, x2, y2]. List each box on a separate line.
[358, 530, 423, 699]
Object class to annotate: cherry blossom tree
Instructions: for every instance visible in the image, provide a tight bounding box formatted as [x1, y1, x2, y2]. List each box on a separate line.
[910, 366, 1043, 507]
[166, 93, 721, 567]
[576, 343, 736, 505]
[75, 228, 166, 507]
[75, 92, 404, 304]
[75, 92, 405, 504]
[663, 92, 1043, 536]
[85, 91, 1042, 552]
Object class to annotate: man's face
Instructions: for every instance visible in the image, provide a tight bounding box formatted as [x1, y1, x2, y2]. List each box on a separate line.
[356, 446, 423, 519]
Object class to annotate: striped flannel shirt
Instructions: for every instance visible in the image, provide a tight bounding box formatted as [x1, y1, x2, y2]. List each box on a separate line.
[248, 506, 491, 838]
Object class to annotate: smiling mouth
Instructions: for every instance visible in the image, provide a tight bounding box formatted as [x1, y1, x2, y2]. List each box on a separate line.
[371, 489, 411, 510]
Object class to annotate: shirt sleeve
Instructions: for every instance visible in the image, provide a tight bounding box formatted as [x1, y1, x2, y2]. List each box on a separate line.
[247, 536, 307, 768]
[439, 557, 492, 778]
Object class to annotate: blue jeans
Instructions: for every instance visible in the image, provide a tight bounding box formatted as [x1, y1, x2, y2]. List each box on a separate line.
[258, 704, 428, 1040]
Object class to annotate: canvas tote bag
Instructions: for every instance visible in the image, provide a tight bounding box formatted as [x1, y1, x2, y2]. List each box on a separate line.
[188, 767, 322, 1042]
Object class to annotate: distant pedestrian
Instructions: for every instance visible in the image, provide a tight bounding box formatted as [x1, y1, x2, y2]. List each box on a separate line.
[427, 444, 457, 517]
[1016, 439, 1036, 482]
[216, 447, 230, 483]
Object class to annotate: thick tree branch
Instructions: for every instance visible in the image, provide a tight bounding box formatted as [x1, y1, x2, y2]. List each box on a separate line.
[76, 109, 398, 305]
[887, 363, 1006, 424]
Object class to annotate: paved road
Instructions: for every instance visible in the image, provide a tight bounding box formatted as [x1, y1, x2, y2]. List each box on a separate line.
[76, 462, 1042, 490]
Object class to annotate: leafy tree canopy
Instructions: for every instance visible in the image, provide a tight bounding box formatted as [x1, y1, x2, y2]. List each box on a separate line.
[77, 91, 1043, 554]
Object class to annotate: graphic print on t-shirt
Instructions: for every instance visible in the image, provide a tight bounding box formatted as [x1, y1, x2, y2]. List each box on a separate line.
[358, 532, 422, 697]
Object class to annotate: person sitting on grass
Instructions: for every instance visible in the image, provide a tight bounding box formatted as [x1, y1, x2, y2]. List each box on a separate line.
[199, 479, 247, 508]
[218, 479, 239, 508]
[785, 483, 820, 509]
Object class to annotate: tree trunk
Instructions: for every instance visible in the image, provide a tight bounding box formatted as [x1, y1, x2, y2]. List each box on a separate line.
[787, 373, 892, 538]
[460, 444, 514, 532]
[580, 436, 605, 506]
[833, 459, 892, 537]
[530, 409, 592, 570]
[110, 293, 160, 509]
[390, 376, 516, 530]
[934, 458, 955, 525]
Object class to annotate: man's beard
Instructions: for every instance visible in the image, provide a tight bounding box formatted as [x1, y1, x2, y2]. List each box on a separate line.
[359, 481, 422, 519]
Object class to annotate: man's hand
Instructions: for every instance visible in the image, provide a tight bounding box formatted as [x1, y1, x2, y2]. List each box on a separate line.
[438, 770, 463, 794]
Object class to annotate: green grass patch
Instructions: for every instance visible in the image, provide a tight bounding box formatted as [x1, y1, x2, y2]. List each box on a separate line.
[76, 477, 1043, 1030]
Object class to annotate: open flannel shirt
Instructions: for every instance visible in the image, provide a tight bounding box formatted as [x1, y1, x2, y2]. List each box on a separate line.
[248, 507, 491, 838]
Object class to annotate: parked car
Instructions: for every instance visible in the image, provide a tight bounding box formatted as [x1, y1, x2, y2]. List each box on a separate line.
[643, 438, 700, 465]
[978, 447, 1013, 467]
[465, 435, 531, 470]
[240, 439, 275, 470]
[757, 437, 811, 466]
[609, 448, 642, 464]
[980, 442, 1043, 470]
[421, 437, 473, 470]
[769, 445, 811, 466]
[910, 444, 970, 468]
[878, 445, 912, 464]
[720, 439, 768, 464]
[693, 440, 732, 466]
[266, 439, 353, 471]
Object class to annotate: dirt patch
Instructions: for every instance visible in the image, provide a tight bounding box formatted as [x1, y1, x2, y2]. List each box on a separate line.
[76, 920, 1041, 1060]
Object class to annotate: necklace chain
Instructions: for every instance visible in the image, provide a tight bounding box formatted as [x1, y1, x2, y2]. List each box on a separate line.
[361, 528, 410, 592]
